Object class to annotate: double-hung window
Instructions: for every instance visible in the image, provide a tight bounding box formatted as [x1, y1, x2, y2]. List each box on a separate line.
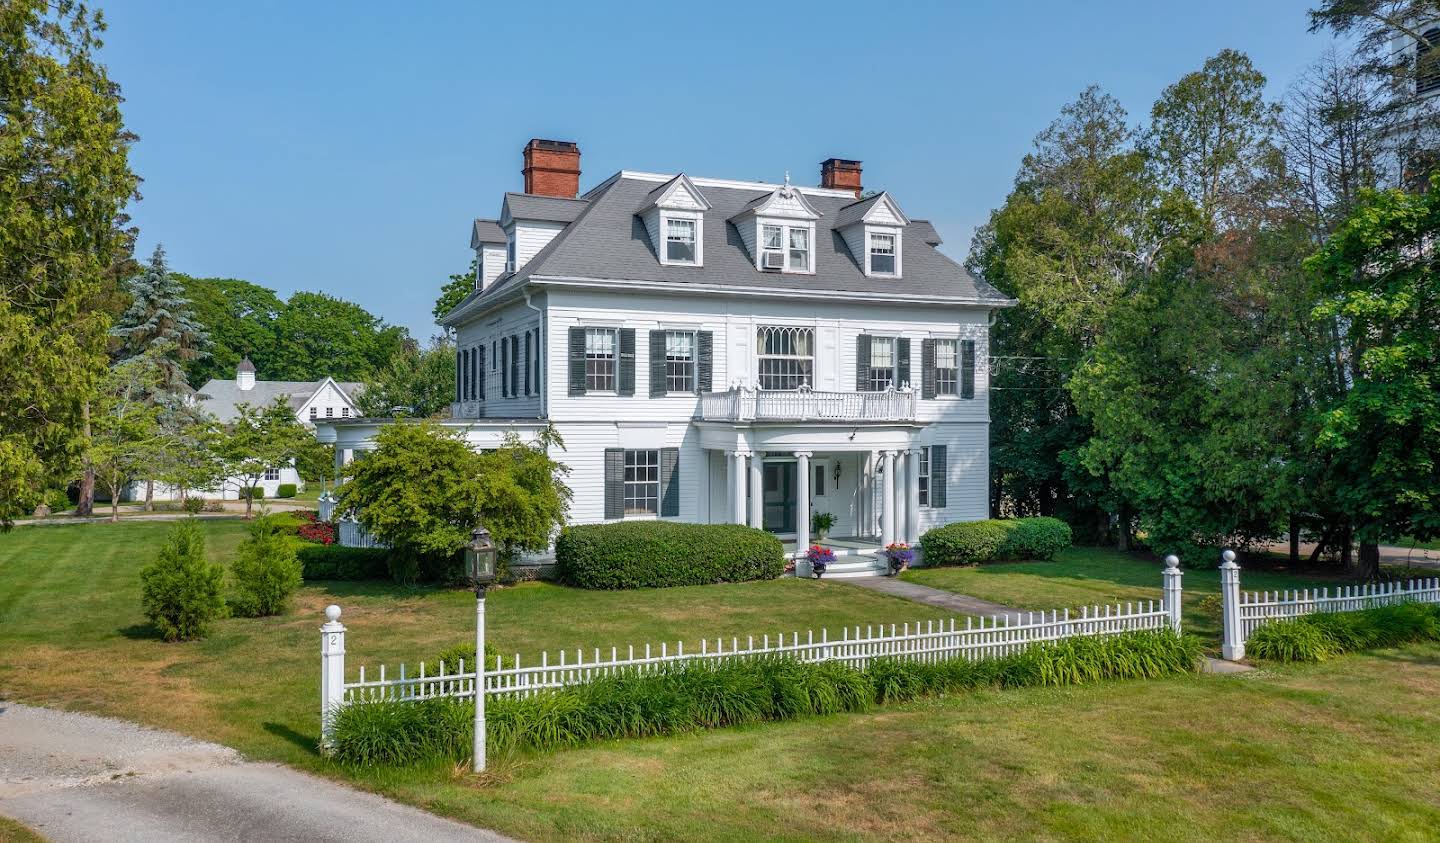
[623, 449, 660, 515]
[870, 232, 896, 275]
[665, 331, 695, 392]
[918, 447, 931, 507]
[868, 337, 895, 391]
[762, 224, 783, 255]
[263, 467, 281, 481]
[585, 328, 618, 391]
[665, 218, 697, 264]
[935, 339, 959, 395]
[788, 227, 810, 270]
[756, 326, 814, 390]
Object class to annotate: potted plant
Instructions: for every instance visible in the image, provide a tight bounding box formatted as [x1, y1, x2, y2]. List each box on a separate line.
[884, 542, 913, 576]
[806, 544, 835, 578]
[812, 511, 836, 541]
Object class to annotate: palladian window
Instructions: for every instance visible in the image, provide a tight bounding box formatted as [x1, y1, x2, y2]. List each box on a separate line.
[756, 326, 814, 390]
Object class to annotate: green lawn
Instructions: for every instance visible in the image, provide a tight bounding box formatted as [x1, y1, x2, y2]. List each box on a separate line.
[4, 522, 1438, 841]
[903, 547, 1348, 641]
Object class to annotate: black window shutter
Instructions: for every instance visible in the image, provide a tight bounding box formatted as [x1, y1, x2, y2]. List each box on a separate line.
[660, 447, 680, 517]
[568, 327, 586, 395]
[455, 350, 463, 401]
[897, 338, 911, 389]
[697, 331, 713, 393]
[649, 330, 667, 397]
[855, 335, 871, 391]
[961, 340, 976, 399]
[500, 339, 508, 398]
[524, 332, 531, 396]
[533, 330, 541, 395]
[479, 346, 486, 399]
[469, 348, 478, 399]
[921, 339, 937, 399]
[930, 445, 947, 508]
[604, 449, 625, 519]
[618, 328, 636, 396]
[511, 335, 520, 397]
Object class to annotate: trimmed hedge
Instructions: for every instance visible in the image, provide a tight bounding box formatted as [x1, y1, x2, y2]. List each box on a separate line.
[295, 544, 390, 580]
[920, 517, 1073, 566]
[240, 486, 264, 500]
[276, 483, 298, 498]
[555, 521, 785, 589]
[330, 628, 1202, 766]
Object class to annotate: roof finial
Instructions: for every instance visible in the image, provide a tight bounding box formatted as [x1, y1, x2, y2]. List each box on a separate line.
[783, 170, 791, 189]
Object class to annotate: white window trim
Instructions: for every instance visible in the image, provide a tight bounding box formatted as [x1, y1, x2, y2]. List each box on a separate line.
[933, 337, 960, 399]
[865, 226, 902, 277]
[755, 220, 816, 275]
[659, 211, 703, 267]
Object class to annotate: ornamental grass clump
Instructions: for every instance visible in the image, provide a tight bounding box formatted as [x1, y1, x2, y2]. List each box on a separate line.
[1248, 603, 1440, 663]
[139, 518, 226, 642]
[329, 629, 1201, 767]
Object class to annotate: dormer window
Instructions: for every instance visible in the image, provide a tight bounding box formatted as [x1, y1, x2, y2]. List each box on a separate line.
[506, 237, 516, 272]
[869, 232, 896, 275]
[762, 225, 783, 266]
[665, 218, 697, 264]
[788, 228, 809, 271]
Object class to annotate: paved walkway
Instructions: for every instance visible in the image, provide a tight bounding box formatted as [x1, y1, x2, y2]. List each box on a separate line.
[13, 500, 312, 527]
[1259, 542, 1440, 570]
[0, 702, 510, 843]
[844, 575, 1028, 618]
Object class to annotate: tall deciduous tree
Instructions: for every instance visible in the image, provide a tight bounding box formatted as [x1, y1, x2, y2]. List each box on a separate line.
[0, 0, 139, 527]
[216, 398, 309, 518]
[433, 258, 476, 326]
[1306, 177, 1440, 577]
[87, 355, 165, 522]
[270, 291, 408, 382]
[176, 274, 284, 387]
[357, 336, 457, 418]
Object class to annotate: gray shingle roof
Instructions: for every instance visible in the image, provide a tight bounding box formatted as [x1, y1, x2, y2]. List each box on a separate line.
[502, 192, 588, 223]
[195, 378, 363, 422]
[470, 219, 506, 247]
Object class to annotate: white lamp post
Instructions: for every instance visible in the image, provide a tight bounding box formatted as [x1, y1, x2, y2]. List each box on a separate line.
[464, 526, 498, 772]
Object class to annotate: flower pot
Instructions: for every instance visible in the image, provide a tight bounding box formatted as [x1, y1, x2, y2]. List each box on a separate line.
[812, 563, 827, 578]
[816, 529, 829, 541]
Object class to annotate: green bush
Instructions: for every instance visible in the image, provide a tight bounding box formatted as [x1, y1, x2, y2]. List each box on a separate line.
[240, 486, 264, 501]
[330, 628, 1201, 766]
[997, 517, 1072, 561]
[432, 641, 504, 671]
[182, 496, 206, 515]
[556, 521, 785, 589]
[229, 515, 304, 617]
[920, 519, 1015, 566]
[295, 544, 391, 580]
[138, 519, 226, 641]
[44, 488, 71, 513]
[276, 483, 298, 498]
[1249, 603, 1440, 663]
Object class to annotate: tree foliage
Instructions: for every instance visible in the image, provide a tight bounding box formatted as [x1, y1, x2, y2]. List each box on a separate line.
[270, 291, 407, 382]
[139, 518, 226, 642]
[86, 354, 165, 522]
[112, 244, 209, 393]
[215, 398, 309, 518]
[433, 258, 476, 326]
[0, 0, 139, 526]
[357, 336, 457, 418]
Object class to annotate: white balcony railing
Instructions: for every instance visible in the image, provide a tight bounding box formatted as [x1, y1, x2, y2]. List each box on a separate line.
[699, 386, 916, 423]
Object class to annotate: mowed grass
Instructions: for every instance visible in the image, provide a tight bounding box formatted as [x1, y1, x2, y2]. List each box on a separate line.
[5, 522, 1440, 840]
[903, 546, 1348, 641]
[0, 520, 948, 768]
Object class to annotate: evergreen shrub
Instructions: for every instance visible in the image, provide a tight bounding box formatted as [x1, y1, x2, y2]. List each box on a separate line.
[139, 519, 226, 641]
[555, 521, 785, 589]
[229, 515, 303, 617]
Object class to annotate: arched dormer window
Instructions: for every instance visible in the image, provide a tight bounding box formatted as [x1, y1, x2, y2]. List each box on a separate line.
[1419, 27, 1440, 95]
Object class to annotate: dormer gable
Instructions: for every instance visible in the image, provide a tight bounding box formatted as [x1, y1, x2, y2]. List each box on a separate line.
[640, 173, 711, 266]
[499, 192, 587, 272]
[470, 219, 508, 291]
[728, 177, 821, 273]
[835, 191, 910, 278]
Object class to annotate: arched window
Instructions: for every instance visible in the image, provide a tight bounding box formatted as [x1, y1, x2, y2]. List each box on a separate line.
[1419, 27, 1440, 95]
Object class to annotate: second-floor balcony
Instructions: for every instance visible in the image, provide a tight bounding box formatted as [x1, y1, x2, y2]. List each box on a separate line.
[699, 385, 916, 423]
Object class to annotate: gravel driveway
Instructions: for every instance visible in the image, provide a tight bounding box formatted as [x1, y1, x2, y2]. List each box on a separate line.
[0, 702, 511, 842]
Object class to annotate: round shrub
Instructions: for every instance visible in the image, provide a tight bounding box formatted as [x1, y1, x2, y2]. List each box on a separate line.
[182, 496, 206, 515]
[919, 519, 1016, 566]
[998, 517, 1072, 561]
[139, 519, 226, 641]
[556, 521, 785, 589]
[229, 515, 303, 617]
[276, 483, 298, 498]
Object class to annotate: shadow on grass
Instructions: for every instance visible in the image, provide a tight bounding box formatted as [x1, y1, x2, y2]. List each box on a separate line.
[117, 622, 161, 641]
[264, 721, 321, 757]
[309, 580, 449, 599]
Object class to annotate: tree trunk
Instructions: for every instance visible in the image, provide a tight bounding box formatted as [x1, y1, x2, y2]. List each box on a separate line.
[1115, 507, 1130, 552]
[76, 401, 94, 517]
[244, 490, 253, 519]
[1289, 515, 1300, 565]
[1351, 540, 1381, 580]
[144, 479, 154, 512]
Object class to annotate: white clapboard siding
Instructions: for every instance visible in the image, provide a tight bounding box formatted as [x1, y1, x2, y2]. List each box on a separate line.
[341, 601, 1170, 705]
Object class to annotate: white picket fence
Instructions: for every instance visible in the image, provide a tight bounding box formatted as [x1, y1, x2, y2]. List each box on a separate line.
[337, 514, 386, 549]
[1218, 549, 1440, 660]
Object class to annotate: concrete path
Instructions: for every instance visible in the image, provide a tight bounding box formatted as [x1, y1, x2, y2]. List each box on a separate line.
[843, 575, 1028, 617]
[0, 702, 511, 843]
[1260, 541, 1440, 569]
[13, 500, 312, 528]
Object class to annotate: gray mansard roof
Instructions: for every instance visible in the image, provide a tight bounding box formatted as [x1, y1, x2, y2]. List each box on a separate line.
[446, 174, 1009, 323]
[195, 378, 363, 422]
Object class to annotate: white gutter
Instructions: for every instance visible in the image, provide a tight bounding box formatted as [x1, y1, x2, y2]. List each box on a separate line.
[523, 288, 546, 417]
[529, 274, 1017, 308]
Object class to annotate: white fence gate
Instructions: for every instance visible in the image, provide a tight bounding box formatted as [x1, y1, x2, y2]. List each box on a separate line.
[337, 514, 386, 549]
[319, 556, 1188, 748]
[1218, 549, 1440, 660]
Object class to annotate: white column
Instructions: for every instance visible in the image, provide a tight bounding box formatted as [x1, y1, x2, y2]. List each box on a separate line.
[1219, 549, 1244, 660]
[726, 451, 745, 525]
[905, 447, 921, 544]
[880, 451, 896, 547]
[867, 450, 880, 539]
[795, 451, 812, 551]
[473, 589, 487, 772]
[319, 605, 346, 752]
[893, 451, 907, 546]
[1162, 554, 1184, 634]
[749, 453, 764, 529]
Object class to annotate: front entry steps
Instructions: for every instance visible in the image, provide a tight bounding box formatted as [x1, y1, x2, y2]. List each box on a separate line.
[808, 553, 890, 579]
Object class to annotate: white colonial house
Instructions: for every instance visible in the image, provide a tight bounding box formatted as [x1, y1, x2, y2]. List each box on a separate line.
[318, 140, 1014, 575]
[131, 359, 363, 501]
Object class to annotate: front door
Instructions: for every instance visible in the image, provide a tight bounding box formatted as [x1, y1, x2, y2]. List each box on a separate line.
[762, 460, 797, 534]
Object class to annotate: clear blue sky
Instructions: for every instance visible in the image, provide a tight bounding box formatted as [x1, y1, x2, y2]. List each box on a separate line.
[102, 0, 1336, 340]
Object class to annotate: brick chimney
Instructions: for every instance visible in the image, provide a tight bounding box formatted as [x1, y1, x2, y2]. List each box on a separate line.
[820, 158, 863, 198]
[522, 139, 581, 198]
